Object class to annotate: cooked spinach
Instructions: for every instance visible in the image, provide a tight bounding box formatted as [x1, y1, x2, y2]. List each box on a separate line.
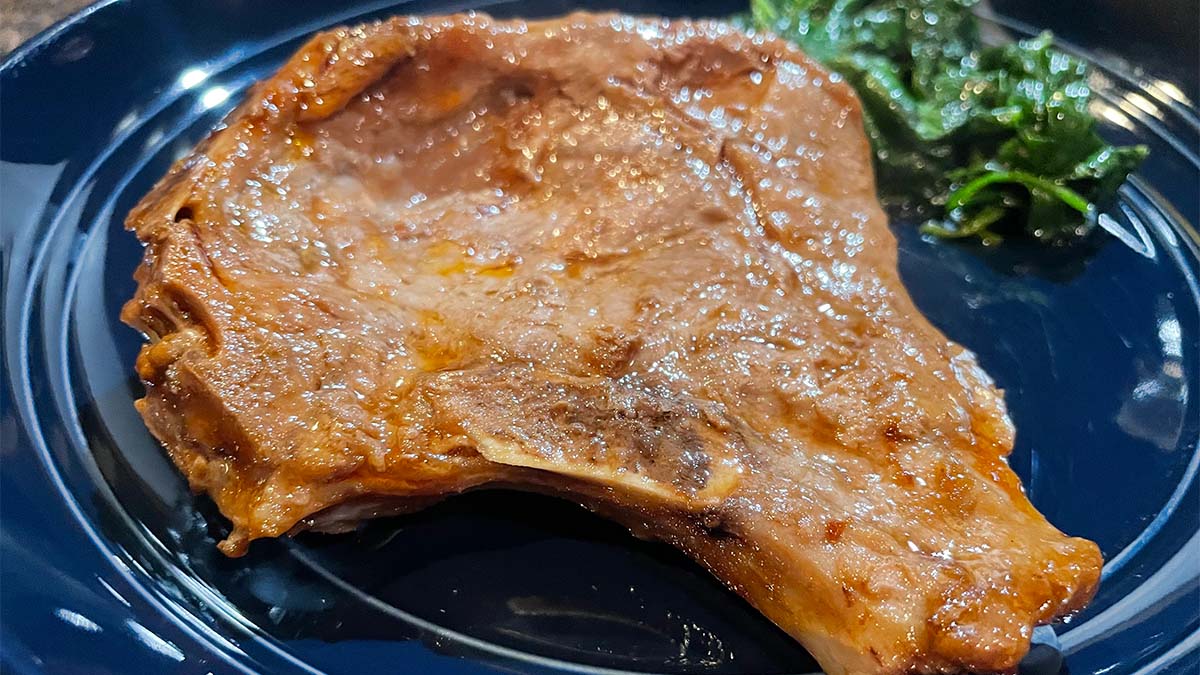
[747, 0, 1148, 244]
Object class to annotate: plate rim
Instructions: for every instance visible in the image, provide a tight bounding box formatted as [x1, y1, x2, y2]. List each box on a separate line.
[2, 2, 1198, 674]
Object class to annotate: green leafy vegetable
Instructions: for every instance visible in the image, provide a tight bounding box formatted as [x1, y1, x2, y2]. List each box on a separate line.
[746, 0, 1148, 244]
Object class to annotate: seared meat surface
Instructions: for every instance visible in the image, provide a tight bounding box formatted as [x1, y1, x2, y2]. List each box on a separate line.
[123, 13, 1101, 674]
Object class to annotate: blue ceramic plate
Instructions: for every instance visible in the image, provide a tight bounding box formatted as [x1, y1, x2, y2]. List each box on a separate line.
[2, 1, 1197, 673]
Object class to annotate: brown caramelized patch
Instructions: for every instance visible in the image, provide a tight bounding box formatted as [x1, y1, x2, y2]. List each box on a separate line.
[825, 519, 847, 544]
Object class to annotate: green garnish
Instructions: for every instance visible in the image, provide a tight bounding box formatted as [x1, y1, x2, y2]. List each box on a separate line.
[746, 0, 1148, 244]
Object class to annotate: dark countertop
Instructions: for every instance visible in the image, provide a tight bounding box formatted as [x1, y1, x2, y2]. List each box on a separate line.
[2, 0, 91, 56]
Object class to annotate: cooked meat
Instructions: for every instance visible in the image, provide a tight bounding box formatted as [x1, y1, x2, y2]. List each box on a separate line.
[122, 12, 1101, 675]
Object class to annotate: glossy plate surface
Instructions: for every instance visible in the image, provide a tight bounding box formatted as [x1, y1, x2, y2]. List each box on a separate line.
[1, 1, 1197, 673]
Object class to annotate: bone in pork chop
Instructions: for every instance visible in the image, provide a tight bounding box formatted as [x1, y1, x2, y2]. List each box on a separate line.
[123, 13, 1102, 675]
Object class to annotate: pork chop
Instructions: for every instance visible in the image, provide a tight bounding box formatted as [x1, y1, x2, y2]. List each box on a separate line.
[122, 13, 1102, 674]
